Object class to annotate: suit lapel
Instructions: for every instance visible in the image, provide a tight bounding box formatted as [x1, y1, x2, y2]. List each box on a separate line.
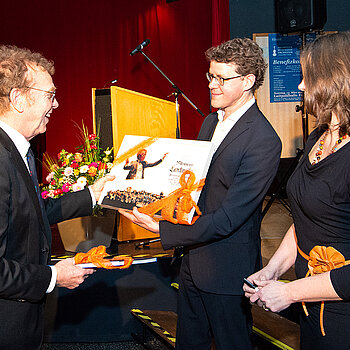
[197, 112, 218, 141]
[0, 129, 50, 245]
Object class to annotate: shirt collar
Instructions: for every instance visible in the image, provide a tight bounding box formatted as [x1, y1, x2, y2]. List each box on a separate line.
[0, 120, 30, 159]
[217, 96, 255, 122]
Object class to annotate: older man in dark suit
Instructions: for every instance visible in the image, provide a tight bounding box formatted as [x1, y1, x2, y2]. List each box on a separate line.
[0, 45, 113, 349]
[120, 38, 281, 349]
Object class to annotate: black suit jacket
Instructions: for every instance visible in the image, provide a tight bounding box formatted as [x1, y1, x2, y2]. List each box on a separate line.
[0, 128, 93, 349]
[160, 103, 281, 294]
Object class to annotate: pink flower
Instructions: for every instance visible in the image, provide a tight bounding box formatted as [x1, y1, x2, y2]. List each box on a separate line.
[62, 183, 71, 192]
[89, 162, 98, 168]
[64, 167, 74, 176]
[72, 183, 83, 192]
[46, 172, 54, 182]
[41, 191, 49, 199]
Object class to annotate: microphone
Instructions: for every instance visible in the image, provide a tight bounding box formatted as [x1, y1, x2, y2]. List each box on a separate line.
[103, 79, 118, 88]
[130, 39, 150, 56]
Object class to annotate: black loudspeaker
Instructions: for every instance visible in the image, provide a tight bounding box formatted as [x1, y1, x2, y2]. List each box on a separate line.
[275, 0, 327, 33]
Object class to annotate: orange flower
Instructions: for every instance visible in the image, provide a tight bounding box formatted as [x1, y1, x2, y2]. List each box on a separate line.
[308, 246, 347, 275]
[88, 166, 97, 177]
[74, 153, 83, 162]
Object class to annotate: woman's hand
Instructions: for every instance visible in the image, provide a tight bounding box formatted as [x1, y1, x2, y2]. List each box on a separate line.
[254, 280, 292, 313]
[243, 266, 277, 299]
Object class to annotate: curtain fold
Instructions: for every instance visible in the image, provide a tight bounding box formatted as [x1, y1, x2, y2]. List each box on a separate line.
[212, 0, 230, 46]
[0, 0, 229, 167]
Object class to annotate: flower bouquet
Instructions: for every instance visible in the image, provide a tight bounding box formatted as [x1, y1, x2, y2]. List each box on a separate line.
[41, 122, 113, 215]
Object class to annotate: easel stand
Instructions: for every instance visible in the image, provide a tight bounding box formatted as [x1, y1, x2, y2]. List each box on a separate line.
[262, 148, 303, 218]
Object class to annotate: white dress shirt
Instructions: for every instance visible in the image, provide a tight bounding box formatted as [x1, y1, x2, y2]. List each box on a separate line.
[210, 97, 255, 151]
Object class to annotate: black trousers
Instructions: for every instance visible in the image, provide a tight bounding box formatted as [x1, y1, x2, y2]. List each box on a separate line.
[175, 254, 253, 350]
[300, 302, 350, 350]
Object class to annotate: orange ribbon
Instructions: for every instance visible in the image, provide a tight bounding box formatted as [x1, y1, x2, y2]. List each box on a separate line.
[294, 229, 350, 336]
[139, 170, 205, 225]
[74, 245, 133, 269]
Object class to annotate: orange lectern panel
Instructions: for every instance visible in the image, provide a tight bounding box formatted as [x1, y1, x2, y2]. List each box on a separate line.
[92, 86, 177, 241]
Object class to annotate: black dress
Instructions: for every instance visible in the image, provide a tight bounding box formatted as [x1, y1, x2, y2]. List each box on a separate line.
[287, 128, 350, 350]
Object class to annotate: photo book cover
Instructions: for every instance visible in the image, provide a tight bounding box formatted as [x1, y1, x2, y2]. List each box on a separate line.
[98, 135, 215, 224]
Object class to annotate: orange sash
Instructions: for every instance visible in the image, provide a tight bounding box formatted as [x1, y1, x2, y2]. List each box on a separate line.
[294, 228, 350, 336]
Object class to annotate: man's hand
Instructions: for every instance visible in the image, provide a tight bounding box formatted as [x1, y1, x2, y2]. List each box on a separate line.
[90, 174, 115, 202]
[119, 207, 160, 233]
[55, 258, 95, 289]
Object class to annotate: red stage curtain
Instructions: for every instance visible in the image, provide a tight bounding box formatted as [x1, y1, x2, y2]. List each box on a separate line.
[0, 0, 229, 174]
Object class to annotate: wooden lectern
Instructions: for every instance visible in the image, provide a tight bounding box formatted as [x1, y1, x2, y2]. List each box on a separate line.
[92, 86, 177, 241]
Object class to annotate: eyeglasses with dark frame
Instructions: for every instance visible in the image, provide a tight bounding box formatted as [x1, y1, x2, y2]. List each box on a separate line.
[25, 86, 56, 102]
[206, 72, 244, 86]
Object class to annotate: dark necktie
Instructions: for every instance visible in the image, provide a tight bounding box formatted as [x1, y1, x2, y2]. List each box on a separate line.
[26, 148, 45, 212]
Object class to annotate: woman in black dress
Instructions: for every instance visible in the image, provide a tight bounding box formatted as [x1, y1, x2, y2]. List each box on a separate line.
[244, 31, 350, 349]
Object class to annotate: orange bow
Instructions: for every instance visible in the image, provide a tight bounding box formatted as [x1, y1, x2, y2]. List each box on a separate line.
[308, 246, 349, 275]
[74, 245, 133, 269]
[294, 229, 350, 336]
[139, 170, 205, 225]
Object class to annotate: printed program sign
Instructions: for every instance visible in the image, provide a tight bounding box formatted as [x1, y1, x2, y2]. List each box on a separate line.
[268, 32, 316, 103]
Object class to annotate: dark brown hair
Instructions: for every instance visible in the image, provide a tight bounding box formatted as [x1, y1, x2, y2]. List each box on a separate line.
[205, 38, 267, 92]
[0, 45, 54, 113]
[300, 32, 350, 136]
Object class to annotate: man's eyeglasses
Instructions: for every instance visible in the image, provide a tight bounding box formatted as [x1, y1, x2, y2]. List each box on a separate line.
[25, 86, 56, 102]
[206, 72, 243, 86]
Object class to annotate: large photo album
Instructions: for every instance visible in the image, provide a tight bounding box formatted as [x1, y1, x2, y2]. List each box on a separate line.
[98, 135, 215, 224]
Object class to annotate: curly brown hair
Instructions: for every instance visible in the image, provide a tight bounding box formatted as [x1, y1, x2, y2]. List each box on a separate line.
[205, 38, 267, 93]
[300, 32, 350, 136]
[0, 45, 55, 114]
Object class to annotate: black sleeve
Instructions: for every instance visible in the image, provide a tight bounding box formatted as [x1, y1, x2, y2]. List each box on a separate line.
[330, 265, 350, 300]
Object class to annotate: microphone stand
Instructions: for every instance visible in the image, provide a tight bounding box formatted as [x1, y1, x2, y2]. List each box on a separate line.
[138, 50, 205, 139]
[132, 49, 205, 250]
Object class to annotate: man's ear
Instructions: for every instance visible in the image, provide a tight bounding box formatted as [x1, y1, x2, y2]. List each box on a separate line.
[9, 88, 25, 113]
[243, 74, 256, 92]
